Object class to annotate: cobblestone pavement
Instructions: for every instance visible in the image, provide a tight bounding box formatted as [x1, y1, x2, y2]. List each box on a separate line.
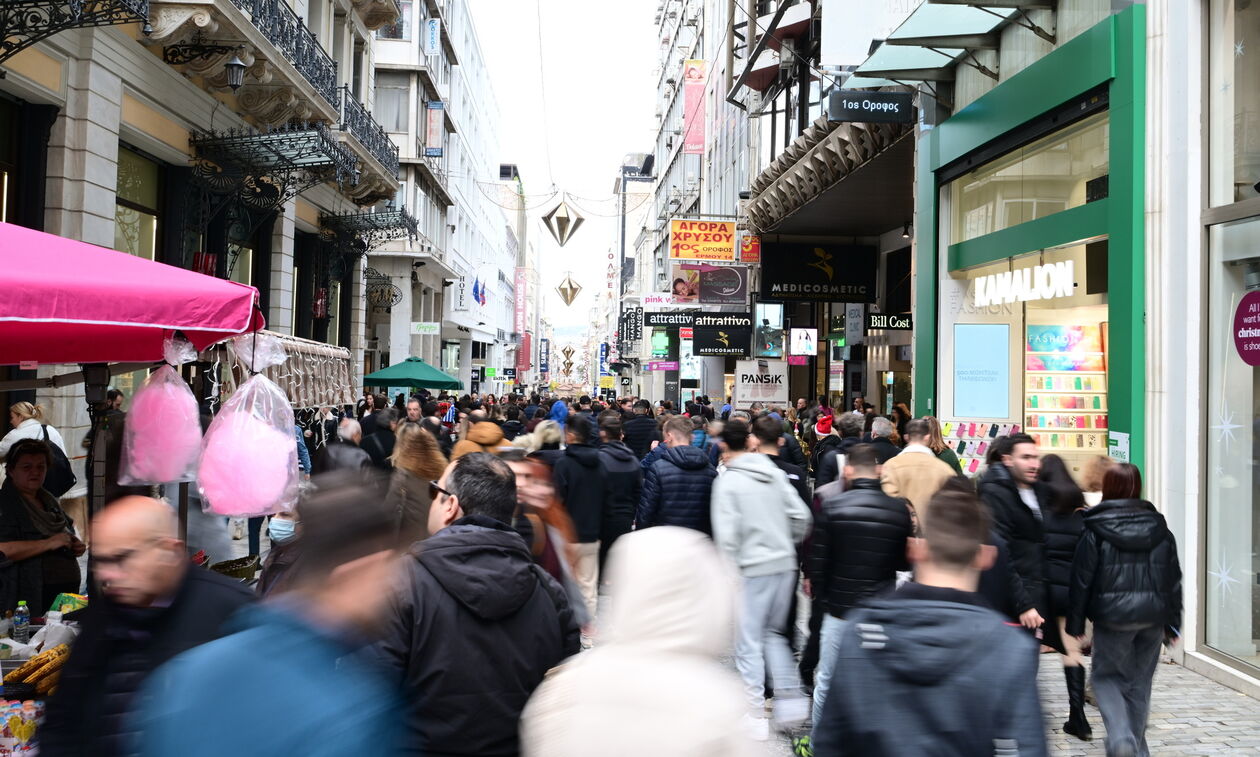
[760, 654, 1260, 756]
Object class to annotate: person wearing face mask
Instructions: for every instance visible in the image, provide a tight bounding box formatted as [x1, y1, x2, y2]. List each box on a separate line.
[257, 508, 301, 598]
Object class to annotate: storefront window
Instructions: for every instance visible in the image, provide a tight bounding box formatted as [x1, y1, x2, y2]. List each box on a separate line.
[1205, 217, 1260, 671]
[947, 112, 1109, 245]
[228, 243, 253, 286]
[377, 0, 411, 40]
[1210, 0, 1260, 205]
[114, 147, 160, 260]
[374, 71, 410, 133]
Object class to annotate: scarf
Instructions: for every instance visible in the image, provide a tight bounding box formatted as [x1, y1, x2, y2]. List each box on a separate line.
[19, 487, 71, 538]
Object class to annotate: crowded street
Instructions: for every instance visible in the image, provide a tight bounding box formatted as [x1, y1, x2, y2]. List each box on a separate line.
[0, 0, 1258, 755]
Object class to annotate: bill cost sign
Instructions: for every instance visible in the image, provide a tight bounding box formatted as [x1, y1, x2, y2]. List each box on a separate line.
[733, 359, 789, 408]
[669, 220, 736, 261]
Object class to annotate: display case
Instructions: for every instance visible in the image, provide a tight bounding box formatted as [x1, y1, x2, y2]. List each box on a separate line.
[1024, 325, 1108, 452]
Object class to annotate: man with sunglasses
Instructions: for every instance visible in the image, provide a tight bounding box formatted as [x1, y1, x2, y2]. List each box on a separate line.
[41, 496, 254, 757]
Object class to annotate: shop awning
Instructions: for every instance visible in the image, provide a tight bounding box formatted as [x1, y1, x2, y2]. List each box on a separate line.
[0, 222, 263, 366]
[208, 330, 356, 409]
[364, 357, 462, 391]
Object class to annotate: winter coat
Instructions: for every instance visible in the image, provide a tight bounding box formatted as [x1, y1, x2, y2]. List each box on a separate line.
[360, 427, 396, 470]
[548, 402, 569, 430]
[0, 417, 66, 460]
[552, 443, 610, 543]
[622, 414, 661, 459]
[809, 434, 845, 476]
[806, 478, 912, 620]
[42, 568, 255, 757]
[310, 440, 372, 475]
[368, 515, 580, 757]
[978, 463, 1049, 617]
[769, 455, 810, 506]
[1042, 505, 1086, 616]
[782, 433, 807, 469]
[935, 445, 962, 473]
[501, 420, 527, 441]
[814, 436, 863, 490]
[451, 422, 505, 460]
[638, 445, 716, 535]
[813, 583, 1048, 757]
[977, 529, 1022, 622]
[880, 445, 957, 515]
[520, 527, 758, 757]
[1067, 499, 1182, 636]
[294, 426, 311, 473]
[257, 537, 300, 598]
[136, 603, 402, 757]
[0, 480, 80, 614]
[711, 453, 811, 577]
[866, 436, 902, 464]
[598, 441, 642, 524]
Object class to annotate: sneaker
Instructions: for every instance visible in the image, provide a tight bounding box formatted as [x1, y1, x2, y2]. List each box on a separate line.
[230, 518, 244, 540]
[791, 735, 813, 757]
[739, 713, 770, 742]
[773, 696, 810, 731]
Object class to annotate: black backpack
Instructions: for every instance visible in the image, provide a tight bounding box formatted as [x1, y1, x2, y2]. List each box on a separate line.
[41, 426, 77, 498]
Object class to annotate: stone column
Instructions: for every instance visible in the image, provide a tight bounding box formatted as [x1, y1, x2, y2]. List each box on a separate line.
[387, 262, 412, 366]
[268, 199, 297, 334]
[458, 337, 473, 393]
[349, 264, 367, 389]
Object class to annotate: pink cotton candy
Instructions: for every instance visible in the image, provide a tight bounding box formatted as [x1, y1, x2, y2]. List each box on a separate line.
[120, 365, 202, 485]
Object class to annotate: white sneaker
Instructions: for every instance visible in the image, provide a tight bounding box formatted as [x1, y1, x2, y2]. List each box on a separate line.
[773, 696, 810, 731]
[740, 713, 770, 742]
[230, 518, 245, 540]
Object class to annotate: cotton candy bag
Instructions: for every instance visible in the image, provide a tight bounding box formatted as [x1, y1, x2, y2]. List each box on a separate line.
[119, 338, 202, 485]
[197, 334, 299, 517]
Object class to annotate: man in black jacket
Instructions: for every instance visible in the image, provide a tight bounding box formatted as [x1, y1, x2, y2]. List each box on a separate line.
[552, 415, 611, 624]
[978, 433, 1054, 639]
[806, 444, 913, 729]
[866, 417, 902, 464]
[371, 453, 580, 757]
[42, 497, 255, 757]
[360, 408, 400, 470]
[813, 413, 864, 490]
[622, 400, 661, 459]
[597, 416, 641, 574]
[813, 487, 1047, 756]
[753, 416, 808, 505]
[638, 416, 717, 535]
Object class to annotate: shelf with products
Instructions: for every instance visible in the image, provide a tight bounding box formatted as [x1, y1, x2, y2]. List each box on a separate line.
[1029, 431, 1108, 451]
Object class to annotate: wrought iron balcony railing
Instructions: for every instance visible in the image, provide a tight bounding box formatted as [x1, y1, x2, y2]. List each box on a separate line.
[228, 0, 338, 110]
[340, 85, 399, 178]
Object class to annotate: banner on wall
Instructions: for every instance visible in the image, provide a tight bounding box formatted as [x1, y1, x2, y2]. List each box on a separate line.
[517, 332, 531, 373]
[539, 338, 550, 375]
[669, 220, 736, 261]
[425, 101, 444, 157]
[682, 58, 707, 155]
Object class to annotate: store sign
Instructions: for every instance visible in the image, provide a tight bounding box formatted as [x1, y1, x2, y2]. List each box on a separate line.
[599, 376, 615, 389]
[627, 306, 644, 341]
[698, 265, 748, 305]
[646, 311, 695, 328]
[425, 101, 444, 157]
[787, 355, 809, 366]
[867, 313, 913, 331]
[504, 368, 517, 379]
[693, 326, 751, 357]
[973, 260, 1074, 308]
[648, 360, 679, 371]
[410, 321, 441, 335]
[761, 243, 877, 302]
[740, 234, 761, 263]
[669, 220, 737, 261]
[1234, 290, 1260, 366]
[452, 275, 469, 311]
[599, 343, 610, 375]
[539, 338, 550, 374]
[733, 359, 789, 407]
[828, 90, 915, 124]
[424, 17, 441, 54]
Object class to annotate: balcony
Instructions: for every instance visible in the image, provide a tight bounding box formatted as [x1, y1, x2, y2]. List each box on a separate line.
[336, 85, 400, 204]
[351, 0, 401, 31]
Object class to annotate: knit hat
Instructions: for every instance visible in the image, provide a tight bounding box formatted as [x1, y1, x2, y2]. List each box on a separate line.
[815, 414, 834, 437]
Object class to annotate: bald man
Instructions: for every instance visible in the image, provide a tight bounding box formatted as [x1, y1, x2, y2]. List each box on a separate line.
[41, 497, 255, 757]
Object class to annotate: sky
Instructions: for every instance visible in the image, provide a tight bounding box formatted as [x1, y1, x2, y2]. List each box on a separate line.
[467, 0, 658, 340]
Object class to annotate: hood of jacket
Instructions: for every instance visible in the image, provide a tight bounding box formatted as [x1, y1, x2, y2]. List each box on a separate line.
[416, 514, 541, 620]
[660, 443, 711, 471]
[548, 403, 569, 425]
[849, 595, 1011, 685]
[978, 460, 1016, 492]
[565, 443, 601, 468]
[466, 421, 504, 447]
[723, 451, 780, 483]
[1084, 499, 1169, 551]
[598, 441, 636, 465]
[604, 527, 733, 656]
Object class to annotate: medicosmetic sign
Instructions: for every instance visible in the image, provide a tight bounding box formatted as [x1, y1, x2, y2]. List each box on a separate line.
[733, 359, 789, 408]
[669, 220, 736, 261]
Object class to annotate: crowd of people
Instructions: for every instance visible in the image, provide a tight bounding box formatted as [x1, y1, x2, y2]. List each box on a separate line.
[0, 388, 1182, 756]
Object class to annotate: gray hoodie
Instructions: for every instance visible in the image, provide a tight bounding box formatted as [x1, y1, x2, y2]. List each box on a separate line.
[710, 453, 812, 577]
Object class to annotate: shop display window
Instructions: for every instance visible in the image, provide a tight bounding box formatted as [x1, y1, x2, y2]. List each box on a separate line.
[1210, 0, 1260, 205]
[114, 147, 160, 261]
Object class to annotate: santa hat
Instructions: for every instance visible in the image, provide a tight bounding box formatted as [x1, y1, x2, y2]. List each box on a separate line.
[815, 414, 834, 437]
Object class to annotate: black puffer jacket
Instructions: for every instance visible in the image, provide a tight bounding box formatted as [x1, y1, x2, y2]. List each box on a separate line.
[552, 443, 609, 543]
[638, 444, 716, 534]
[814, 435, 863, 490]
[368, 515, 580, 757]
[1067, 499, 1182, 636]
[41, 569, 254, 757]
[809, 433, 846, 477]
[598, 441, 642, 522]
[978, 464, 1048, 617]
[1042, 506, 1086, 616]
[807, 478, 913, 620]
[622, 414, 661, 459]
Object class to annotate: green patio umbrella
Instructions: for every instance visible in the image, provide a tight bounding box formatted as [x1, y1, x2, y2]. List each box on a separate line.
[363, 357, 462, 390]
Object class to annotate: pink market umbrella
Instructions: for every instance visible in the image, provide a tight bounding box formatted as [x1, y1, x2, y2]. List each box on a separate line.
[0, 223, 264, 365]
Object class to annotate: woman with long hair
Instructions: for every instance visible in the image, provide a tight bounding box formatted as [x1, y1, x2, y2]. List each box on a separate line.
[892, 402, 912, 441]
[1038, 454, 1092, 741]
[1081, 455, 1117, 506]
[388, 422, 450, 543]
[922, 416, 961, 472]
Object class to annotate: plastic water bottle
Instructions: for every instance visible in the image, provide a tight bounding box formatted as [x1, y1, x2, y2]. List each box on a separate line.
[12, 601, 29, 644]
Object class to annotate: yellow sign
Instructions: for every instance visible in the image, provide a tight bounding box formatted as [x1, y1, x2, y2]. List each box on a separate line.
[599, 376, 615, 389]
[669, 219, 736, 261]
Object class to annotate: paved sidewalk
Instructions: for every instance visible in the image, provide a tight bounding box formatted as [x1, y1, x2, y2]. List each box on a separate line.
[761, 654, 1260, 755]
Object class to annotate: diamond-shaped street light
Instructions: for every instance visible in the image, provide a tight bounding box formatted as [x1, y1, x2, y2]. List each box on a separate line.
[542, 200, 584, 247]
[556, 274, 582, 306]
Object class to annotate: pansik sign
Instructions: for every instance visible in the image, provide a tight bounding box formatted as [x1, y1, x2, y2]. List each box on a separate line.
[973, 260, 1074, 308]
[761, 243, 877, 302]
[828, 90, 915, 124]
[733, 359, 789, 408]
[669, 220, 736, 261]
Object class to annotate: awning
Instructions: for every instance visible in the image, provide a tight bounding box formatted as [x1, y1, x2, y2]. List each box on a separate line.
[0, 222, 263, 365]
[0, 0, 148, 67]
[364, 357, 461, 391]
[208, 330, 356, 409]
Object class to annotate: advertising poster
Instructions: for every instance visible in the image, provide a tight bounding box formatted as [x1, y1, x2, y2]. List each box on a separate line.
[733, 359, 789, 408]
[761, 243, 877, 302]
[754, 303, 785, 357]
[425, 101, 444, 157]
[539, 338, 550, 374]
[1025, 324, 1106, 372]
[682, 59, 707, 155]
[667, 263, 701, 303]
[680, 339, 700, 380]
[790, 328, 817, 356]
[669, 219, 736, 261]
[740, 234, 761, 263]
[698, 265, 748, 305]
[954, 324, 1010, 418]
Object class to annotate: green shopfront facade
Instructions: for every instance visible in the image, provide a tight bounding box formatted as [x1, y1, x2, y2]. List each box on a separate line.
[914, 8, 1146, 481]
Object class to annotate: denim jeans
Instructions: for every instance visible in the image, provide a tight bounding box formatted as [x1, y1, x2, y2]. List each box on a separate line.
[1092, 624, 1163, 757]
[735, 571, 804, 713]
[811, 614, 847, 728]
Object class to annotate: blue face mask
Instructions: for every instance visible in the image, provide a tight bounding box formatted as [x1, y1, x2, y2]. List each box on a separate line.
[268, 518, 296, 543]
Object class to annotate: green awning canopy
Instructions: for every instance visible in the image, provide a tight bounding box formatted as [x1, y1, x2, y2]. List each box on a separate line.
[363, 357, 462, 390]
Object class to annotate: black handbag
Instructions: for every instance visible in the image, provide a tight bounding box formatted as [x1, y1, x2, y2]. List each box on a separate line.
[40, 425, 77, 498]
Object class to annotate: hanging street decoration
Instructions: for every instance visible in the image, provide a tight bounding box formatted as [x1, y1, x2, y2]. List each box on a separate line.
[542, 199, 584, 247]
[556, 273, 582, 306]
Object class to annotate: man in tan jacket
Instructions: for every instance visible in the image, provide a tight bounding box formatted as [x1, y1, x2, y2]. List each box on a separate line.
[881, 419, 957, 517]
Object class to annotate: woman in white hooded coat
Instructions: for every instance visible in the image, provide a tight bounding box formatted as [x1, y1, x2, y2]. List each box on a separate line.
[520, 526, 759, 757]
